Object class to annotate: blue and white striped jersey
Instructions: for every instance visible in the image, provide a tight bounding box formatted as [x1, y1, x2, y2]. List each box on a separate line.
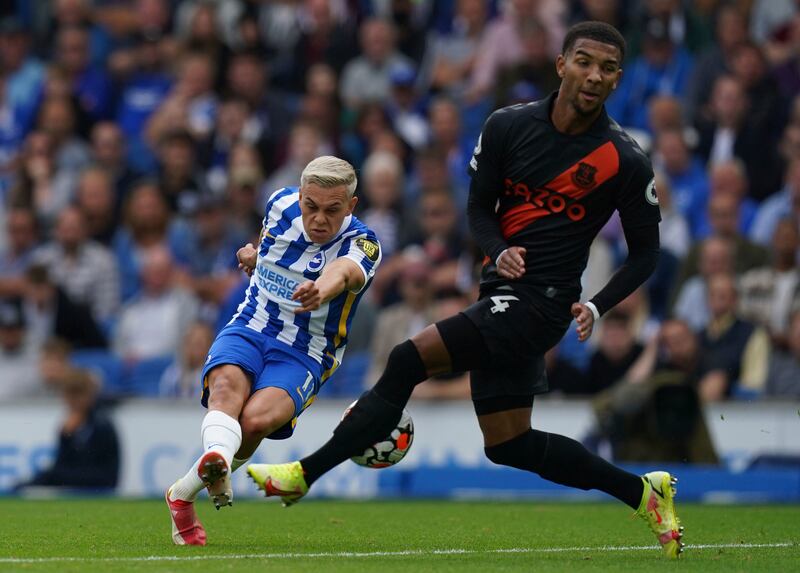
[229, 187, 382, 381]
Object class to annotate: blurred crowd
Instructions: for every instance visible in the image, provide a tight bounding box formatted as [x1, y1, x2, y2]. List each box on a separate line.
[1, 0, 800, 417]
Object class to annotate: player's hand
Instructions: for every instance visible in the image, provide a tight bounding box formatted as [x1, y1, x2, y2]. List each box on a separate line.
[236, 243, 257, 276]
[292, 280, 321, 314]
[496, 246, 526, 279]
[571, 303, 595, 342]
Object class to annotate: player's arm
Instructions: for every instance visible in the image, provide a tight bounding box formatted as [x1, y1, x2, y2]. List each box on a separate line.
[573, 223, 660, 341]
[466, 109, 525, 279]
[292, 258, 364, 314]
[576, 160, 661, 341]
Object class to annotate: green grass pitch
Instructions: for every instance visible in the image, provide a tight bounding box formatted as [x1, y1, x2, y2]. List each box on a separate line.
[1, 499, 798, 572]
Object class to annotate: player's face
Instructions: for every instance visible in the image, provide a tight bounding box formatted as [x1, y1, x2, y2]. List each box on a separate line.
[556, 39, 622, 116]
[299, 182, 358, 244]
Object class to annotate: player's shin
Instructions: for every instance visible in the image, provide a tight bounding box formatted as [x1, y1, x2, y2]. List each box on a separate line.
[485, 429, 644, 509]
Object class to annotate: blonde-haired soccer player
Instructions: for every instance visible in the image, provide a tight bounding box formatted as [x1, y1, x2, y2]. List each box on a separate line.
[166, 156, 382, 545]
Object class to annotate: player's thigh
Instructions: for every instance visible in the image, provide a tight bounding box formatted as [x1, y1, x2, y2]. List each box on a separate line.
[476, 407, 533, 447]
[239, 386, 296, 439]
[252, 345, 321, 439]
[201, 328, 265, 413]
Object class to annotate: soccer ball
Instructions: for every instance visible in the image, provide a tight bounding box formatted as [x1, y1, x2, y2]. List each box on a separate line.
[342, 400, 414, 468]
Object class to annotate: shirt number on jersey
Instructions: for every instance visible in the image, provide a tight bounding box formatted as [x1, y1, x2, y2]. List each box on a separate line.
[489, 295, 519, 314]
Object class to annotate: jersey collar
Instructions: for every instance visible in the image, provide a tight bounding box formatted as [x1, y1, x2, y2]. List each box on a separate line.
[534, 91, 611, 138]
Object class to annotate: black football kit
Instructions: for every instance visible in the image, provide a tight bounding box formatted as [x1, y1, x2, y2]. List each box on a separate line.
[462, 92, 661, 398]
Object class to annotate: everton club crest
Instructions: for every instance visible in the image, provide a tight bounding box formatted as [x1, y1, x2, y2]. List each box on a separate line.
[571, 162, 598, 189]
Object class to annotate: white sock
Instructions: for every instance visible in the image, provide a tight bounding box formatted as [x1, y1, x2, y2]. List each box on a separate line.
[170, 411, 243, 502]
[200, 410, 242, 468]
[170, 458, 204, 501]
[231, 456, 250, 473]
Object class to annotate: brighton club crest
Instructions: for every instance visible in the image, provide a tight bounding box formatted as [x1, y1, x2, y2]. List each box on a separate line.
[571, 162, 598, 189]
[306, 251, 326, 273]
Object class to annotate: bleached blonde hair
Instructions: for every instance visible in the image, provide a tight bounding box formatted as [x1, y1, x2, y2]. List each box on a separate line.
[300, 156, 358, 198]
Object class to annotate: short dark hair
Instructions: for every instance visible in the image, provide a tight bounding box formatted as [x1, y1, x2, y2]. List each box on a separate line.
[562, 21, 626, 61]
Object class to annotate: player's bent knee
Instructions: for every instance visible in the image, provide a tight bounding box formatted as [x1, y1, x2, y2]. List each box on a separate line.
[483, 429, 546, 472]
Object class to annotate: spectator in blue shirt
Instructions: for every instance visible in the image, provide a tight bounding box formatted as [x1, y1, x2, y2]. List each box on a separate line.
[55, 25, 113, 126]
[653, 128, 709, 238]
[606, 14, 694, 134]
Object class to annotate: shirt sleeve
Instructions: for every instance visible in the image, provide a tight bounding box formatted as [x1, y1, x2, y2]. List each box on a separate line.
[340, 232, 383, 292]
[466, 110, 511, 262]
[615, 155, 661, 229]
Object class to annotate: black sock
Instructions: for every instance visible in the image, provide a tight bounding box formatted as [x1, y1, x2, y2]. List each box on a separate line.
[301, 341, 428, 485]
[485, 429, 644, 509]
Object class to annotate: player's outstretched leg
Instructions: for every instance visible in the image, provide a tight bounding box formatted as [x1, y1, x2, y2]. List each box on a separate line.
[248, 316, 490, 503]
[636, 471, 684, 558]
[482, 421, 683, 559]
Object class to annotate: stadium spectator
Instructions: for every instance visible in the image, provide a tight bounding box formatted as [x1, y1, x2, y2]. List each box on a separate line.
[606, 13, 694, 133]
[672, 235, 733, 332]
[75, 166, 118, 245]
[154, 129, 211, 215]
[0, 19, 42, 191]
[750, 156, 800, 246]
[420, 0, 488, 98]
[675, 193, 769, 292]
[32, 205, 120, 323]
[145, 50, 217, 148]
[358, 151, 408, 259]
[729, 41, 787, 143]
[223, 49, 292, 174]
[339, 18, 415, 111]
[367, 254, 438, 387]
[14, 367, 120, 492]
[385, 63, 430, 150]
[427, 96, 472, 208]
[171, 194, 246, 306]
[654, 173, 691, 260]
[698, 273, 770, 399]
[111, 29, 172, 173]
[467, 0, 565, 103]
[282, 0, 358, 94]
[626, 0, 711, 58]
[113, 245, 199, 363]
[112, 181, 183, 301]
[493, 18, 561, 109]
[695, 160, 758, 239]
[263, 121, 324, 198]
[0, 207, 38, 298]
[587, 311, 644, 394]
[568, 0, 629, 33]
[89, 121, 142, 207]
[695, 75, 782, 201]
[22, 264, 106, 350]
[592, 319, 719, 463]
[652, 128, 709, 237]
[159, 320, 214, 398]
[36, 95, 91, 175]
[55, 24, 113, 125]
[0, 297, 41, 399]
[203, 97, 265, 194]
[685, 4, 749, 124]
[739, 218, 800, 348]
[224, 142, 265, 238]
[8, 130, 76, 226]
[765, 311, 800, 398]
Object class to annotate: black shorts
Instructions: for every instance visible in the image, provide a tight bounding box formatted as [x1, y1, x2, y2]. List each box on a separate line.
[460, 286, 572, 401]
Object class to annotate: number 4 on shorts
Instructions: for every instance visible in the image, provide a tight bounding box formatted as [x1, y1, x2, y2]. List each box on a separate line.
[489, 295, 519, 314]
